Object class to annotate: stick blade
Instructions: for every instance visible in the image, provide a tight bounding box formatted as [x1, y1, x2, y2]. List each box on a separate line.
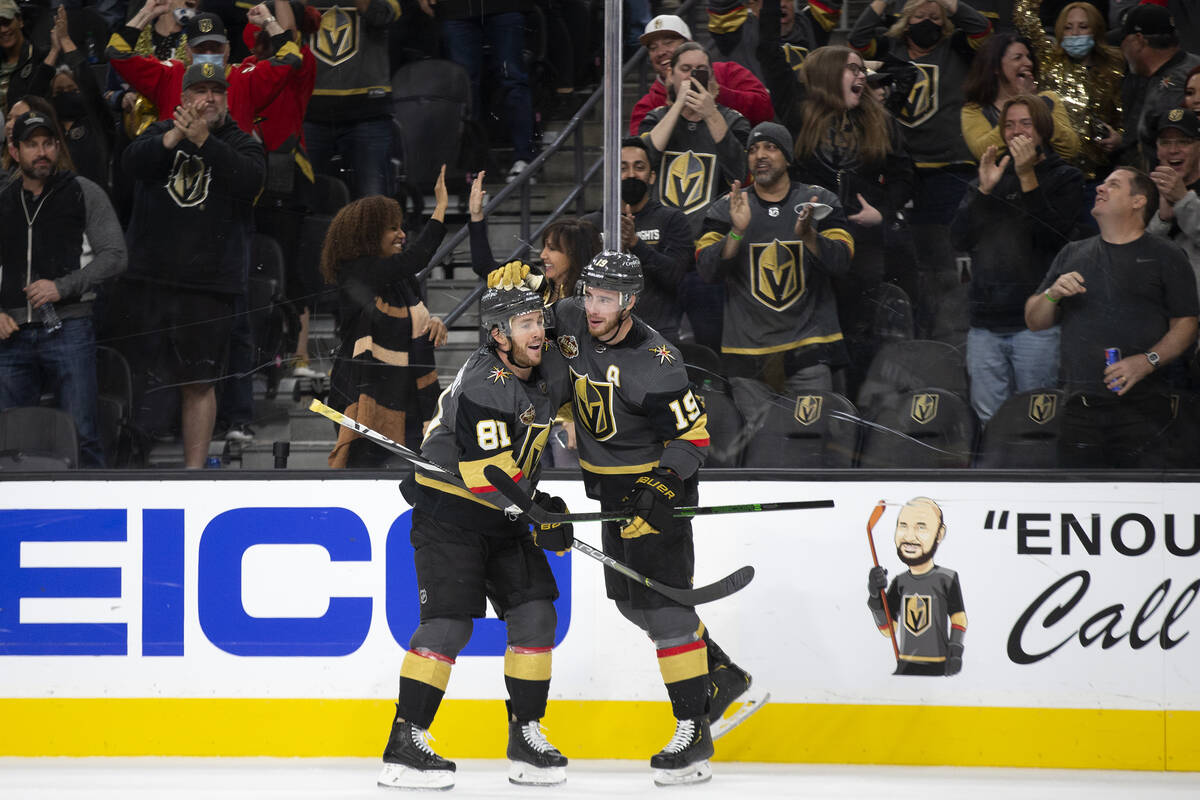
[657, 565, 755, 606]
[482, 464, 533, 511]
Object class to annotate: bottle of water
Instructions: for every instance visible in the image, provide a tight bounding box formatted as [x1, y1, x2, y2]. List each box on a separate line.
[39, 302, 63, 333]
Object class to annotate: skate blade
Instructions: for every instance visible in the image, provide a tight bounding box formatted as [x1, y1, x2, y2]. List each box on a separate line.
[377, 762, 455, 791]
[710, 690, 771, 741]
[652, 760, 712, 787]
[508, 761, 567, 786]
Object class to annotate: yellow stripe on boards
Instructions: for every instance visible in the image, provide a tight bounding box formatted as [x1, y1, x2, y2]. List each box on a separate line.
[0, 699, 1195, 770]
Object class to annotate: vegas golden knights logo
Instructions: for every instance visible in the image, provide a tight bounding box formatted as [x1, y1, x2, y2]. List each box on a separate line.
[911, 393, 939, 424]
[904, 594, 932, 636]
[1028, 392, 1057, 425]
[198, 18, 213, 34]
[794, 395, 823, 426]
[749, 239, 804, 311]
[570, 367, 616, 441]
[659, 150, 716, 215]
[782, 44, 808, 72]
[167, 151, 210, 207]
[514, 423, 550, 477]
[314, 7, 358, 67]
[897, 63, 939, 128]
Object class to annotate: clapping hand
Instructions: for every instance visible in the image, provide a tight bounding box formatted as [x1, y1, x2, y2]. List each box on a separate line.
[978, 144, 1010, 194]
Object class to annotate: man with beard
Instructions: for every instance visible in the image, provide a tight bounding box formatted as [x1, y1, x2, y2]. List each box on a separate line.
[385, 284, 572, 791]
[112, 62, 264, 468]
[582, 137, 692, 343]
[0, 111, 126, 467]
[866, 497, 967, 677]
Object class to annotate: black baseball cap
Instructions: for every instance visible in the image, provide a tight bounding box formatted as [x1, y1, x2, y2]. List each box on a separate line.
[1155, 107, 1200, 140]
[181, 61, 229, 92]
[12, 112, 56, 144]
[186, 12, 228, 46]
[1107, 4, 1175, 45]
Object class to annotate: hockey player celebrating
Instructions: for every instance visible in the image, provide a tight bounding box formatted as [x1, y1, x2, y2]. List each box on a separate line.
[379, 285, 573, 790]
[496, 251, 761, 786]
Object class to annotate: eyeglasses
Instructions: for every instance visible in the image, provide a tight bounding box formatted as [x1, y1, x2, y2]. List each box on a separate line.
[845, 63, 866, 76]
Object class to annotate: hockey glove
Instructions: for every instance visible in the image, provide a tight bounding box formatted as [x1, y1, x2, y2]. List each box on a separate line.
[944, 641, 964, 676]
[867, 566, 888, 612]
[530, 491, 573, 554]
[619, 467, 683, 539]
[487, 260, 544, 292]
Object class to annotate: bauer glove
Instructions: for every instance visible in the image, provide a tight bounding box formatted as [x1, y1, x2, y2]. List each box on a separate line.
[619, 467, 683, 539]
[487, 260, 544, 292]
[531, 491, 573, 553]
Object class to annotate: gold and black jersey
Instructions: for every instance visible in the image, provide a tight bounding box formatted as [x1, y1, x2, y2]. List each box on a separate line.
[695, 181, 854, 357]
[552, 298, 709, 487]
[408, 344, 571, 531]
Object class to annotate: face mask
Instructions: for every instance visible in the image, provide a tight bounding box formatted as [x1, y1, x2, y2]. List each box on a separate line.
[1061, 34, 1094, 59]
[174, 7, 196, 25]
[620, 176, 649, 205]
[192, 53, 224, 68]
[907, 19, 943, 49]
[52, 90, 87, 122]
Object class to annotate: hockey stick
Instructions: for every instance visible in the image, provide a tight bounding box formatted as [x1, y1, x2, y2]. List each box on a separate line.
[483, 464, 754, 606]
[309, 399, 751, 605]
[865, 500, 900, 662]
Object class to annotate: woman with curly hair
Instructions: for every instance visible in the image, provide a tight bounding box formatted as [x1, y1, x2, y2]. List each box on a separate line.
[322, 167, 448, 468]
[1013, 0, 1124, 182]
[961, 31, 1079, 163]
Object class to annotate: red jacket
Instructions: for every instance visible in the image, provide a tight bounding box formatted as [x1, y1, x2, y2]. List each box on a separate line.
[629, 60, 774, 136]
[240, 28, 317, 153]
[106, 26, 303, 135]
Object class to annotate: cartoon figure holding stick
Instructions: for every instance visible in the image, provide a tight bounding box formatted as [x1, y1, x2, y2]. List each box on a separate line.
[865, 497, 967, 676]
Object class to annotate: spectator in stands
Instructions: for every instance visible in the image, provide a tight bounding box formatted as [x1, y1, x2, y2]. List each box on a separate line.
[104, 0, 195, 140]
[0, 0, 52, 111]
[1187, 65, 1200, 113]
[582, 137, 693, 343]
[2, 94, 68, 172]
[47, 7, 115, 191]
[1012, 1, 1124, 185]
[961, 33, 1080, 161]
[696, 121, 854, 392]
[849, 0, 992, 342]
[1147, 108, 1200, 296]
[112, 62, 265, 468]
[0, 111, 127, 468]
[1026, 166, 1199, 468]
[322, 168, 449, 467]
[629, 13, 773, 135]
[420, 0, 536, 184]
[1111, 4, 1200, 169]
[709, 0, 842, 81]
[304, 0, 399, 198]
[952, 94, 1084, 422]
[1113, 0, 1200, 58]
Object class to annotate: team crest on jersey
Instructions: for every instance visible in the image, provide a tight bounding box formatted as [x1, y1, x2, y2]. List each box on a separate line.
[519, 404, 536, 426]
[782, 44, 808, 72]
[903, 594, 932, 637]
[570, 366, 616, 441]
[649, 344, 675, 365]
[659, 150, 716, 215]
[167, 150, 210, 207]
[897, 63, 939, 128]
[557, 335, 578, 358]
[911, 393, 939, 424]
[1028, 392, 1057, 424]
[488, 366, 512, 385]
[794, 395, 823, 426]
[313, 7, 358, 67]
[748, 239, 805, 311]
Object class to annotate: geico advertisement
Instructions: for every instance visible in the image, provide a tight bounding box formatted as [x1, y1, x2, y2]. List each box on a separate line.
[1, 479, 1198, 710]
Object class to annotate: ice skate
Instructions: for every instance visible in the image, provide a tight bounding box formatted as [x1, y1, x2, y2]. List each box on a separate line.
[377, 718, 455, 791]
[708, 663, 770, 740]
[650, 716, 713, 786]
[507, 718, 568, 785]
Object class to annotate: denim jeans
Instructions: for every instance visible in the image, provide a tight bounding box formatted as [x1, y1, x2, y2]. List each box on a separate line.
[303, 117, 395, 199]
[441, 11, 534, 162]
[0, 317, 104, 467]
[966, 326, 1061, 422]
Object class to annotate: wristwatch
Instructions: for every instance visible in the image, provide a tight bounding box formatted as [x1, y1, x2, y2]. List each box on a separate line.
[1146, 351, 1160, 369]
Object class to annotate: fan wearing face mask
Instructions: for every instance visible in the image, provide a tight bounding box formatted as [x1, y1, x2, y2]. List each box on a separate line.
[1012, 0, 1123, 184]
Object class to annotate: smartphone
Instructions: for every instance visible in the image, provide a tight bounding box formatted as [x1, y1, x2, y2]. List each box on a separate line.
[690, 67, 710, 90]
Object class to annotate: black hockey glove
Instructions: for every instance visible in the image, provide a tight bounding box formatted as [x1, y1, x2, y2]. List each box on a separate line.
[944, 641, 964, 676]
[619, 467, 683, 539]
[530, 491, 573, 553]
[867, 566, 888, 611]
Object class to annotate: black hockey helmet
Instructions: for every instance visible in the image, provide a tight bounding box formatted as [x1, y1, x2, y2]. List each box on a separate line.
[479, 285, 547, 337]
[579, 250, 643, 308]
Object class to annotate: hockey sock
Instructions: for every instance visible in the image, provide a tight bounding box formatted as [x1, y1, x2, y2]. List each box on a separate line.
[398, 648, 454, 729]
[656, 638, 709, 720]
[504, 645, 552, 721]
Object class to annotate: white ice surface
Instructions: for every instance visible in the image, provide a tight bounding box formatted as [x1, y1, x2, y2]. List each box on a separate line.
[2, 759, 1199, 800]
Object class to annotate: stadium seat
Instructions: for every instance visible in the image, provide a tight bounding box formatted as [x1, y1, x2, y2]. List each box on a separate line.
[391, 59, 473, 203]
[741, 389, 859, 468]
[678, 341, 722, 379]
[857, 387, 977, 468]
[1165, 391, 1200, 469]
[871, 281, 915, 344]
[95, 346, 134, 466]
[856, 339, 968, 416]
[248, 234, 301, 397]
[693, 380, 744, 468]
[974, 388, 1066, 468]
[0, 407, 79, 470]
